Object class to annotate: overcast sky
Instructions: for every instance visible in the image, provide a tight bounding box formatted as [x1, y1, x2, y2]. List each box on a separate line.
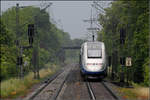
[1, 1, 111, 40]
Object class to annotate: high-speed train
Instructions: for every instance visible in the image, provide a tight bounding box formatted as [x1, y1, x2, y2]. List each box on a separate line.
[79, 41, 107, 79]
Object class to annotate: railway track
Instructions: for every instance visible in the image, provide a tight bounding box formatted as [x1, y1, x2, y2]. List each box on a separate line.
[86, 80, 120, 100]
[24, 65, 121, 100]
[23, 70, 63, 100]
[51, 72, 69, 100]
[86, 82, 96, 100]
[23, 65, 73, 100]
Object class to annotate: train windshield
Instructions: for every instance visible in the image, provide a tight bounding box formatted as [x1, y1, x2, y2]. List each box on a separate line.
[87, 42, 102, 58]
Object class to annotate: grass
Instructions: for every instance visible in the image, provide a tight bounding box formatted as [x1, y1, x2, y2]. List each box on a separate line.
[106, 70, 149, 100]
[116, 83, 149, 100]
[133, 87, 149, 99]
[0, 64, 60, 99]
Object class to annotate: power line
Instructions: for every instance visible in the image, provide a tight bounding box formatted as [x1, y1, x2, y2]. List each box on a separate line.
[83, 7, 101, 42]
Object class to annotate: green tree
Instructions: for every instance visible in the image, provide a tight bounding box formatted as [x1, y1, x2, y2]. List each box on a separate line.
[97, 1, 149, 85]
[1, 6, 73, 80]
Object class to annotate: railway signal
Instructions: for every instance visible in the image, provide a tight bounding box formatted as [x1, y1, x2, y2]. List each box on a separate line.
[28, 24, 34, 36]
[28, 24, 34, 45]
[29, 37, 33, 45]
[17, 56, 23, 65]
[120, 28, 126, 44]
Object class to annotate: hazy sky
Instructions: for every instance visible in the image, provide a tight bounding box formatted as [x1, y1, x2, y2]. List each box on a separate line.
[1, 1, 111, 40]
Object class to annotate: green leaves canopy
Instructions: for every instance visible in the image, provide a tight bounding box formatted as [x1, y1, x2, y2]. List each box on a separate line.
[97, 1, 149, 85]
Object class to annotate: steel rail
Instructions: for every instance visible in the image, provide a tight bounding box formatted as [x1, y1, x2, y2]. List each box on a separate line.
[51, 64, 76, 100]
[86, 82, 96, 100]
[101, 81, 120, 100]
[51, 72, 70, 100]
[24, 70, 63, 100]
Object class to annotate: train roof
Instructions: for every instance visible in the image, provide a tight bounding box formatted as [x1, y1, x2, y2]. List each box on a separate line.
[81, 41, 104, 48]
[82, 41, 104, 45]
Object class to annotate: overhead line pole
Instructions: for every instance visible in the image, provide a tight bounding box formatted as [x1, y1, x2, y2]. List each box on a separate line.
[34, 15, 40, 79]
[32, 3, 52, 79]
[16, 3, 31, 79]
[16, 3, 19, 78]
[91, 9, 94, 42]
[16, 3, 23, 78]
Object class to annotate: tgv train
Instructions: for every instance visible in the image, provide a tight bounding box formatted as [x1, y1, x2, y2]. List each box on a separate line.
[79, 41, 107, 79]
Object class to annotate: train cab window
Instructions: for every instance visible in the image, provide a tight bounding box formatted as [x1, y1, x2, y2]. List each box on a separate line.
[87, 43, 102, 58]
[87, 49, 102, 58]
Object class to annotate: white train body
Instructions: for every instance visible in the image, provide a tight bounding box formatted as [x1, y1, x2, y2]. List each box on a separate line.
[80, 41, 107, 78]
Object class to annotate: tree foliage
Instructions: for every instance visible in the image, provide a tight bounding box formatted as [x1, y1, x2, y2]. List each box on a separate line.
[0, 6, 73, 80]
[97, 1, 149, 85]
[0, 19, 16, 80]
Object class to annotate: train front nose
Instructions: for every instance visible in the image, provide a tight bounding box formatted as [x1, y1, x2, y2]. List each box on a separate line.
[86, 63, 105, 72]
